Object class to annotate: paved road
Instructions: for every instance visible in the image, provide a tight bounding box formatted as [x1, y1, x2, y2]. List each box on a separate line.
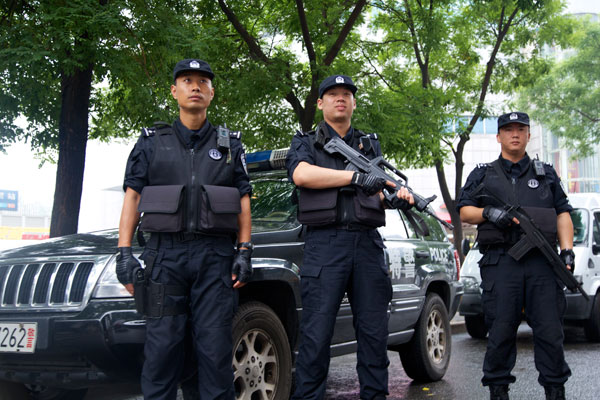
[3, 322, 595, 400]
[326, 323, 599, 400]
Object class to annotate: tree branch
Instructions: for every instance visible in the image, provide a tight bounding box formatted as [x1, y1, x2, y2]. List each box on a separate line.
[403, 0, 428, 87]
[295, 0, 316, 66]
[217, 0, 270, 64]
[322, 0, 368, 66]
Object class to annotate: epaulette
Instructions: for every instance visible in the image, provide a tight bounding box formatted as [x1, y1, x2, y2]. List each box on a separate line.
[229, 129, 241, 140]
[142, 121, 172, 137]
[141, 127, 156, 137]
[296, 129, 313, 137]
[476, 163, 490, 169]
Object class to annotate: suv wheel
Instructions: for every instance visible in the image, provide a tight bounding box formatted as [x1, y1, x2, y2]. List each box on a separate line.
[232, 301, 292, 400]
[465, 315, 489, 339]
[24, 385, 87, 400]
[398, 293, 451, 382]
[584, 291, 600, 342]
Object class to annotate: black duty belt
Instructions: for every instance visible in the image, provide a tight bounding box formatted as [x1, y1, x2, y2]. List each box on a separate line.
[158, 232, 209, 242]
[311, 223, 375, 232]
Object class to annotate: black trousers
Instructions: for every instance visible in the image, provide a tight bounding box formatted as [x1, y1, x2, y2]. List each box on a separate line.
[479, 248, 571, 387]
[140, 234, 236, 400]
[292, 227, 392, 400]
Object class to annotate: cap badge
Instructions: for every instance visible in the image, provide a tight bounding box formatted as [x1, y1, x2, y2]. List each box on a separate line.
[209, 149, 222, 160]
[190, 60, 200, 69]
[528, 179, 539, 189]
[510, 113, 518, 120]
[335, 76, 345, 83]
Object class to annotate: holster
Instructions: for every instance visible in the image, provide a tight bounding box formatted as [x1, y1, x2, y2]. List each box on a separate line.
[133, 244, 187, 318]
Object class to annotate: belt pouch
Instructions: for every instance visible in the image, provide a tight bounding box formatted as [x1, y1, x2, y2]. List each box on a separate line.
[138, 185, 185, 232]
[199, 185, 241, 233]
[297, 187, 338, 226]
[476, 221, 507, 245]
[353, 190, 386, 227]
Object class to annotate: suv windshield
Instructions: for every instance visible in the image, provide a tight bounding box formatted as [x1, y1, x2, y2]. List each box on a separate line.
[571, 208, 588, 245]
[251, 176, 298, 233]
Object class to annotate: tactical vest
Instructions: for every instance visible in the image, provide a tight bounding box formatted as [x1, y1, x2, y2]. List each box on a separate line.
[296, 122, 386, 228]
[476, 159, 557, 246]
[137, 122, 242, 234]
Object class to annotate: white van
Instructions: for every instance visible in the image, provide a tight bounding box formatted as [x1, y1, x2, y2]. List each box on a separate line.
[458, 193, 600, 341]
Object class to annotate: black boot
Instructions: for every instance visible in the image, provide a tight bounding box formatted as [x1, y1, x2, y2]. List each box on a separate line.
[489, 384, 509, 400]
[544, 385, 566, 400]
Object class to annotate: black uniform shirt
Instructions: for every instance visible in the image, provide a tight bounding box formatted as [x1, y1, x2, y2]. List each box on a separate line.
[456, 153, 572, 215]
[123, 119, 252, 196]
[285, 122, 382, 181]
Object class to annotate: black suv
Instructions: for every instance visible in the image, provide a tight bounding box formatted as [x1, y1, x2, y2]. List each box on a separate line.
[0, 150, 462, 400]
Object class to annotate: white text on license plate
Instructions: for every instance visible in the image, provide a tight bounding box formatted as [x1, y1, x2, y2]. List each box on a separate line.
[0, 322, 37, 353]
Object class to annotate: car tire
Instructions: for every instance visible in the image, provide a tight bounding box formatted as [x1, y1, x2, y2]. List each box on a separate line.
[584, 291, 600, 342]
[232, 301, 292, 400]
[398, 293, 451, 382]
[24, 385, 87, 400]
[465, 315, 488, 339]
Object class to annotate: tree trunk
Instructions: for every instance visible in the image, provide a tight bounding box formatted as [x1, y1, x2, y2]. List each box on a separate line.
[49, 64, 93, 237]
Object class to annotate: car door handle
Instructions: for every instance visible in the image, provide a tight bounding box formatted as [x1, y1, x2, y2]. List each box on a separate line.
[415, 250, 430, 259]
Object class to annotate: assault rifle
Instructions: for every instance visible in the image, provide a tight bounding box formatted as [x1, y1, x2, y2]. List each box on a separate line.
[473, 184, 589, 300]
[322, 136, 453, 230]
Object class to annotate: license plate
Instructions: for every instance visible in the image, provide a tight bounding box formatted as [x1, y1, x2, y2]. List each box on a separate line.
[0, 322, 37, 353]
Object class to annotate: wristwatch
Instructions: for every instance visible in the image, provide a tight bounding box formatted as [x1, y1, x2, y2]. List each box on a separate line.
[237, 241, 254, 250]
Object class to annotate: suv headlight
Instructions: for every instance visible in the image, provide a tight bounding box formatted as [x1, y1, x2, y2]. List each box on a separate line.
[460, 276, 480, 293]
[91, 254, 134, 298]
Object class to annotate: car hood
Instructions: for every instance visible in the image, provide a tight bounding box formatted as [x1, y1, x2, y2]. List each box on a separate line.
[0, 230, 125, 260]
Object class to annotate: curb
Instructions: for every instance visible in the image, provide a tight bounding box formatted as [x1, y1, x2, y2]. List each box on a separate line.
[450, 315, 466, 335]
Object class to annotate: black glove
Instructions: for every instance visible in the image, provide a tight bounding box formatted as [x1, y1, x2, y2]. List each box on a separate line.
[560, 249, 575, 273]
[351, 172, 386, 196]
[482, 206, 513, 229]
[116, 247, 142, 285]
[385, 194, 412, 211]
[232, 248, 253, 283]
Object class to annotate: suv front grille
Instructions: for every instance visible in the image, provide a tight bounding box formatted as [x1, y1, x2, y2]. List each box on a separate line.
[0, 261, 95, 309]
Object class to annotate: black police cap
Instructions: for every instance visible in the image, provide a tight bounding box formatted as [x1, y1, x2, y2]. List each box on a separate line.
[498, 112, 530, 130]
[318, 75, 357, 98]
[173, 59, 214, 81]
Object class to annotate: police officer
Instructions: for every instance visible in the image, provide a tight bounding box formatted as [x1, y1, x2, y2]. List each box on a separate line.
[457, 112, 573, 400]
[115, 59, 253, 400]
[286, 75, 414, 400]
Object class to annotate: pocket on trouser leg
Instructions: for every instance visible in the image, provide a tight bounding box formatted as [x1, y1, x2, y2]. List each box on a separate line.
[554, 279, 567, 319]
[481, 279, 496, 328]
[300, 265, 323, 312]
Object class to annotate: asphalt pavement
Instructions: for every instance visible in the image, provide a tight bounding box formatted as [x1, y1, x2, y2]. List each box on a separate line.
[5, 317, 595, 400]
[326, 322, 599, 400]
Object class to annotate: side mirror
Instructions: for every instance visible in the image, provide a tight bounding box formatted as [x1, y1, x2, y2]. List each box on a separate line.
[461, 238, 471, 256]
[593, 243, 600, 256]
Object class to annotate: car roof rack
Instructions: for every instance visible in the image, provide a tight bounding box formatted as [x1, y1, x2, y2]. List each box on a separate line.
[246, 148, 289, 172]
